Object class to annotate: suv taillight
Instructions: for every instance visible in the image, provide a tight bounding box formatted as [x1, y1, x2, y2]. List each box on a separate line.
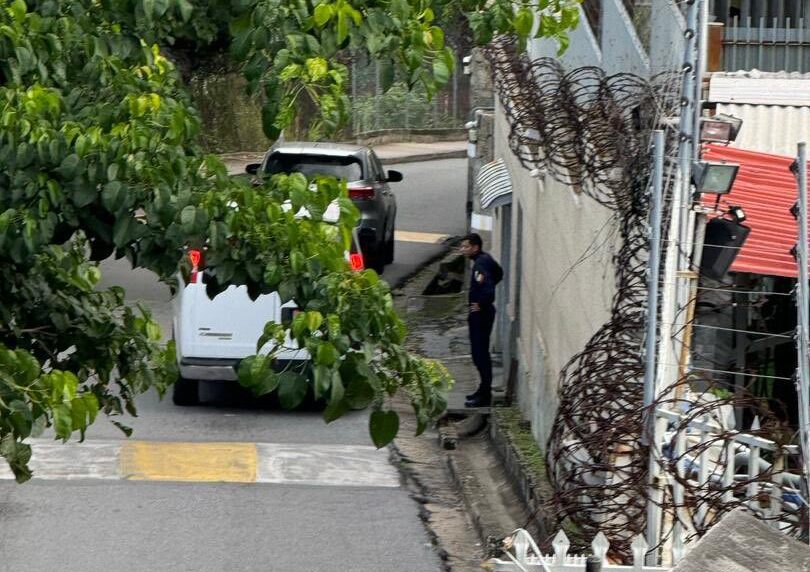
[188, 249, 203, 283]
[348, 186, 375, 200]
[281, 307, 301, 325]
[350, 252, 364, 271]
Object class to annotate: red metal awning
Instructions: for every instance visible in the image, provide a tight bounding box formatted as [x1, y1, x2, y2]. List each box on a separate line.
[702, 143, 806, 278]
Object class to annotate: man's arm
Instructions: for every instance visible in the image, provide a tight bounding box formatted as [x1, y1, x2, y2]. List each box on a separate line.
[470, 258, 497, 308]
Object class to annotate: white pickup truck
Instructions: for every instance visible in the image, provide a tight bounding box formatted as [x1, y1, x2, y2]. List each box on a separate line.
[171, 217, 365, 406]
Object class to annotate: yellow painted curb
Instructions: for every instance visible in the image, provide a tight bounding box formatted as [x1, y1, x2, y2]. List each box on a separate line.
[394, 230, 449, 244]
[120, 441, 257, 483]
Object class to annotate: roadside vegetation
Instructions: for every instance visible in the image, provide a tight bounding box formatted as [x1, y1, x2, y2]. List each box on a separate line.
[0, 0, 579, 481]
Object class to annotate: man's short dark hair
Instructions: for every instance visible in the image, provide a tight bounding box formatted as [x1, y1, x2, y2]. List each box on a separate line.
[463, 233, 483, 249]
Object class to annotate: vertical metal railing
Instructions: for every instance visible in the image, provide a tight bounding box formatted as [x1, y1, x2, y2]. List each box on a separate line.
[722, 15, 810, 72]
[347, 51, 469, 135]
[653, 406, 805, 559]
[713, 0, 810, 27]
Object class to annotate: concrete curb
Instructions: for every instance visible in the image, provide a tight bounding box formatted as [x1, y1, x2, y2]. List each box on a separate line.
[445, 451, 492, 549]
[379, 149, 468, 165]
[488, 412, 552, 539]
[438, 417, 520, 558]
[389, 236, 462, 292]
[434, 412, 551, 551]
[386, 442, 454, 570]
[220, 148, 467, 172]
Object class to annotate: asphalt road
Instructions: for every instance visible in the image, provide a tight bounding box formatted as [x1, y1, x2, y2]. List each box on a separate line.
[0, 158, 467, 572]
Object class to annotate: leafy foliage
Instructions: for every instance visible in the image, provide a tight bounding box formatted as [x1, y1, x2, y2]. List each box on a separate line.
[0, 0, 578, 480]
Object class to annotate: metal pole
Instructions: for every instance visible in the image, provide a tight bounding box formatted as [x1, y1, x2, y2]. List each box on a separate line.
[657, 0, 699, 405]
[652, 1, 700, 562]
[644, 130, 666, 428]
[795, 141, 810, 540]
[674, 0, 702, 402]
[585, 556, 603, 572]
[693, 0, 709, 161]
[452, 53, 459, 123]
[644, 130, 666, 565]
[374, 59, 381, 132]
[351, 57, 358, 138]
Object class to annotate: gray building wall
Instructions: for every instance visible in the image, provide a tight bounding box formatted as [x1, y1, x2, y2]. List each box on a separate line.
[601, 0, 650, 76]
[493, 104, 617, 445]
[529, 6, 601, 67]
[487, 0, 684, 445]
[530, 0, 684, 77]
[649, 0, 686, 75]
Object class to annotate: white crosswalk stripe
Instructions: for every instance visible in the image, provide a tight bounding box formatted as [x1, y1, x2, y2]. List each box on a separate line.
[0, 439, 400, 488]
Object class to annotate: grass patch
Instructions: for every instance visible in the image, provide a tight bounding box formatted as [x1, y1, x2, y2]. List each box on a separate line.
[494, 406, 548, 486]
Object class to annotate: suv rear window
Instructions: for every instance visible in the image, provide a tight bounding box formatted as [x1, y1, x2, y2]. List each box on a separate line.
[265, 153, 364, 182]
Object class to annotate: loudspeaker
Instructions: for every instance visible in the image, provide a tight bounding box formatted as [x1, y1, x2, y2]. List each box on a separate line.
[700, 218, 751, 280]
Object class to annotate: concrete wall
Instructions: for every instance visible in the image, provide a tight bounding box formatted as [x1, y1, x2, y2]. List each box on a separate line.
[529, 6, 601, 68]
[530, 0, 684, 78]
[493, 104, 617, 445]
[601, 0, 650, 76]
[649, 0, 686, 75]
[486, 0, 683, 446]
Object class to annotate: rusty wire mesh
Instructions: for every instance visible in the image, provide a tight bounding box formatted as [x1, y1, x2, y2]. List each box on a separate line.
[483, 37, 805, 559]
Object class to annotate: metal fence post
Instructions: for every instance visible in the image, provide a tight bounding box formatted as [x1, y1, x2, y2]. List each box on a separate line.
[643, 132, 666, 568]
[374, 59, 381, 131]
[585, 555, 603, 572]
[351, 58, 358, 137]
[794, 141, 810, 540]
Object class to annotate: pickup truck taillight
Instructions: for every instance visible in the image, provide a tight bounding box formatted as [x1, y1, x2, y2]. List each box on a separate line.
[188, 249, 203, 283]
[349, 252, 364, 271]
[281, 307, 301, 325]
[348, 185, 375, 200]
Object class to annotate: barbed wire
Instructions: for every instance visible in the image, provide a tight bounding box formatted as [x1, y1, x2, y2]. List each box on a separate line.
[483, 37, 805, 560]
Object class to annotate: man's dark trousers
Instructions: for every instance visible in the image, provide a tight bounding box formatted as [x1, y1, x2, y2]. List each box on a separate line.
[469, 304, 495, 397]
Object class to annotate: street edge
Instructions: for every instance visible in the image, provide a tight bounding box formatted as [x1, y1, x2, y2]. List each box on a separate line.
[386, 441, 454, 571]
[488, 411, 552, 539]
[389, 236, 462, 292]
[379, 149, 468, 166]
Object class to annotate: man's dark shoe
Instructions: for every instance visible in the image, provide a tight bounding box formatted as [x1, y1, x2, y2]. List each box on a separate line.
[465, 391, 480, 400]
[465, 395, 491, 408]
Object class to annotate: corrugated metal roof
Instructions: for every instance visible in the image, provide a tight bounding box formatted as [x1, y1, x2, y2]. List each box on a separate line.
[711, 70, 810, 81]
[701, 144, 806, 278]
[477, 158, 513, 209]
[716, 103, 810, 157]
[709, 73, 810, 106]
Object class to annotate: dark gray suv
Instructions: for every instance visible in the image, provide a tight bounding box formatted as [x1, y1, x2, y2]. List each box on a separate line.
[246, 142, 401, 273]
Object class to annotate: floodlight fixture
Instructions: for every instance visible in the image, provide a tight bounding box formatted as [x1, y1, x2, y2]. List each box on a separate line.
[462, 55, 472, 75]
[692, 160, 740, 194]
[727, 205, 746, 223]
[699, 114, 743, 143]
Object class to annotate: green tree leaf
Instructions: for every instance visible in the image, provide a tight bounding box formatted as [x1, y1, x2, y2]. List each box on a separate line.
[432, 58, 449, 85]
[278, 371, 308, 409]
[57, 154, 80, 179]
[345, 376, 374, 409]
[369, 410, 399, 448]
[514, 7, 534, 38]
[313, 4, 333, 27]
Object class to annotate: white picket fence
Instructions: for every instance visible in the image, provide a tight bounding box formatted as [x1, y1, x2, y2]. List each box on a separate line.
[490, 529, 670, 572]
[647, 405, 805, 558]
[494, 404, 807, 571]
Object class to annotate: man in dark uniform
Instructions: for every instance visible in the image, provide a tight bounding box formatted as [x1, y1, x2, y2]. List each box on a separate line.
[459, 233, 501, 408]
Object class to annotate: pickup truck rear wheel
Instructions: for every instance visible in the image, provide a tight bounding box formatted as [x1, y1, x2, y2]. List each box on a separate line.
[172, 376, 200, 406]
[384, 234, 395, 264]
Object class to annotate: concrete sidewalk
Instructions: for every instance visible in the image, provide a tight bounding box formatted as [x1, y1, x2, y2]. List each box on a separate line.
[219, 140, 467, 175]
[390, 251, 540, 570]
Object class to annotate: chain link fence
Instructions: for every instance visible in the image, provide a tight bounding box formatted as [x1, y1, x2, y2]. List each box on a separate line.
[189, 51, 470, 153]
[348, 52, 470, 135]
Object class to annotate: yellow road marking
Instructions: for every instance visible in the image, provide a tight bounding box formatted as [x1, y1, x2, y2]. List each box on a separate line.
[394, 230, 449, 244]
[120, 441, 257, 483]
